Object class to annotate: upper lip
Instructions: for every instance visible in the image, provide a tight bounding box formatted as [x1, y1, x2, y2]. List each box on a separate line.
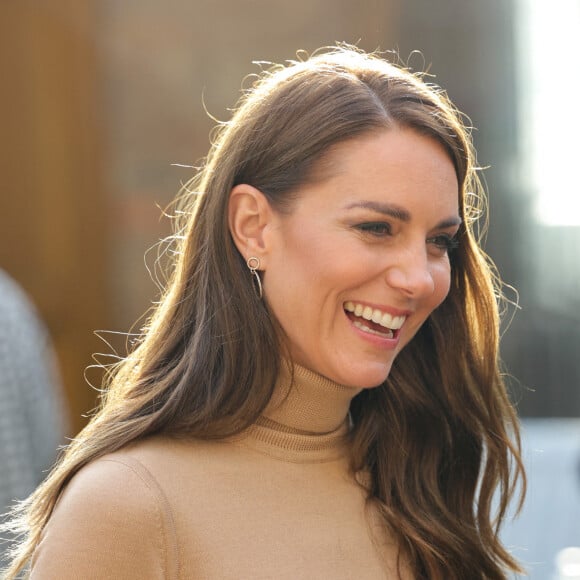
[343, 300, 411, 330]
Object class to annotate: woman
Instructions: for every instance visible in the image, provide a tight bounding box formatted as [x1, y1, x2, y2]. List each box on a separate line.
[3, 46, 525, 579]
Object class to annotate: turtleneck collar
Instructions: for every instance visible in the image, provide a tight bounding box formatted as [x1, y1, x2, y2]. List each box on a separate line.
[262, 362, 362, 434]
[233, 362, 363, 463]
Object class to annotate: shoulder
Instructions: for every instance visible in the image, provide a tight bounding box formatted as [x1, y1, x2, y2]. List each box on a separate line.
[55, 450, 173, 522]
[31, 442, 180, 579]
[66, 445, 172, 503]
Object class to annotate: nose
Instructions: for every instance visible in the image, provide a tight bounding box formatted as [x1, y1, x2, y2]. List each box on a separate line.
[384, 246, 435, 298]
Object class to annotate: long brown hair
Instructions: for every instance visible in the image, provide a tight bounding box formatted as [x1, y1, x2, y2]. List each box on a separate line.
[3, 46, 525, 579]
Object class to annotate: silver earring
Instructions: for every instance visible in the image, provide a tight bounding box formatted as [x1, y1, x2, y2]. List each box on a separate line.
[246, 256, 263, 299]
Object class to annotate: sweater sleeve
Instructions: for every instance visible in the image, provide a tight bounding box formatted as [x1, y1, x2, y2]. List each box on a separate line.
[30, 456, 179, 579]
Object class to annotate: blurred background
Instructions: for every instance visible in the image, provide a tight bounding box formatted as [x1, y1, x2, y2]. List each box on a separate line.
[0, 0, 578, 577]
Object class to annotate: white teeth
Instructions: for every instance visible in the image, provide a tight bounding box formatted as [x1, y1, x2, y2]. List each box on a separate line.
[344, 301, 406, 330]
[353, 320, 394, 338]
[381, 312, 405, 330]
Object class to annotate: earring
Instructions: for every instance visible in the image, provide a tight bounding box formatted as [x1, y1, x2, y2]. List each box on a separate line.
[246, 256, 263, 299]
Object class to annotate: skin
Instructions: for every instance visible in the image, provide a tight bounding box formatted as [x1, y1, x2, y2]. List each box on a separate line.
[259, 128, 461, 389]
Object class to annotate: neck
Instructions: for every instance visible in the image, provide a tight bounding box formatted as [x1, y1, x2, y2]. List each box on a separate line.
[262, 362, 362, 434]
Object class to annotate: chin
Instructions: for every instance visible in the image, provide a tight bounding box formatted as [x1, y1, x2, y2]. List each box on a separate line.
[333, 360, 394, 389]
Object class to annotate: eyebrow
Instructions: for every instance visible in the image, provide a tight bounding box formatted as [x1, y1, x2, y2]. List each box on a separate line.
[344, 200, 462, 229]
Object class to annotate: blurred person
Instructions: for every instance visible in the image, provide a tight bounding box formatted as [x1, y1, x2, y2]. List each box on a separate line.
[3, 46, 525, 579]
[0, 270, 66, 567]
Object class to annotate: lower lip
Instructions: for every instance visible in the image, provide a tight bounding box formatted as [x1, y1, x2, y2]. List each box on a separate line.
[345, 312, 401, 350]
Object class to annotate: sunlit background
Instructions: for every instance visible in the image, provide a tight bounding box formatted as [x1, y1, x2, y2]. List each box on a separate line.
[0, 1, 578, 578]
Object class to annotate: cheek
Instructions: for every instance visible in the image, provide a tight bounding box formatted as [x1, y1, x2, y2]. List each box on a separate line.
[279, 227, 359, 286]
[431, 262, 452, 307]
[263, 233, 333, 323]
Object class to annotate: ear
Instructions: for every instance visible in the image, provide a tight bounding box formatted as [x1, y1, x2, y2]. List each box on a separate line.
[228, 184, 276, 264]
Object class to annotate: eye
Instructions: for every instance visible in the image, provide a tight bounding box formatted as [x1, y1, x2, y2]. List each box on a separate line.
[356, 222, 392, 237]
[427, 234, 459, 255]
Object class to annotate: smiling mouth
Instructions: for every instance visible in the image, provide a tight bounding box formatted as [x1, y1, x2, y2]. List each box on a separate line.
[344, 301, 406, 339]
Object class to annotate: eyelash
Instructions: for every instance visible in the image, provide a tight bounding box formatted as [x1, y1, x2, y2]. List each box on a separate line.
[356, 222, 392, 236]
[356, 222, 460, 254]
[426, 234, 460, 254]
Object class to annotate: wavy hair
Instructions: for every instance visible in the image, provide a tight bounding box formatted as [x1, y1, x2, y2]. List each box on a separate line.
[3, 46, 524, 579]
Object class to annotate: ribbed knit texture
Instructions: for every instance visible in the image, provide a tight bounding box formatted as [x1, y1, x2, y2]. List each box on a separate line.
[30, 365, 406, 579]
[238, 363, 358, 462]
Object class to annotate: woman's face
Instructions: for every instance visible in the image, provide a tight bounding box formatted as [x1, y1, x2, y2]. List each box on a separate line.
[262, 128, 460, 388]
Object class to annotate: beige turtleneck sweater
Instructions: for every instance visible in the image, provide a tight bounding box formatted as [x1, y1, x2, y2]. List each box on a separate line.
[31, 366, 405, 579]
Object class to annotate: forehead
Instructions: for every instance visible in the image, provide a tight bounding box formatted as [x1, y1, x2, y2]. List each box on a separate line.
[313, 127, 454, 176]
[309, 128, 459, 203]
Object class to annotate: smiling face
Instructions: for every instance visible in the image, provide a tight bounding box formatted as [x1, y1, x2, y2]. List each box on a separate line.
[261, 127, 461, 389]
